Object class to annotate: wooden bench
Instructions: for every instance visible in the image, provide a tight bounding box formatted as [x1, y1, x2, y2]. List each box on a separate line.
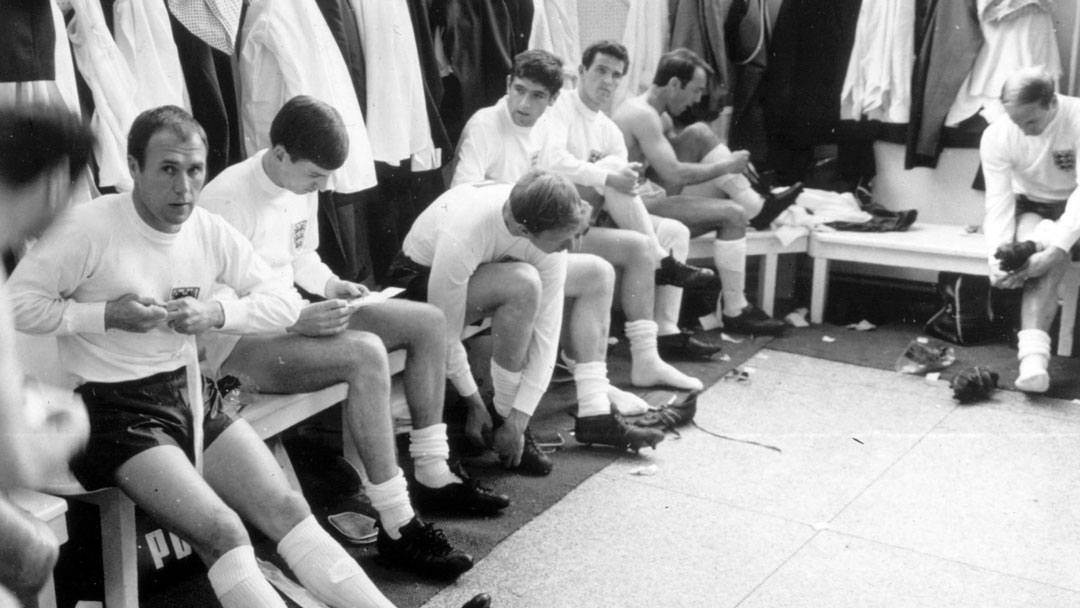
[807, 223, 1080, 356]
[687, 227, 811, 316]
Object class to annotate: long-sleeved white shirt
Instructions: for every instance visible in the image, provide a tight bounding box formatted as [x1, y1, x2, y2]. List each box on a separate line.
[402, 183, 567, 415]
[981, 94, 1080, 258]
[540, 90, 629, 191]
[7, 193, 302, 385]
[451, 97, 549, 187]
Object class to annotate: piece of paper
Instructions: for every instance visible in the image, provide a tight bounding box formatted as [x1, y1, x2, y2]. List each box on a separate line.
[822, 336, 836, 343]
[345, 286, 405, 311]
[845, 319, 877, 331]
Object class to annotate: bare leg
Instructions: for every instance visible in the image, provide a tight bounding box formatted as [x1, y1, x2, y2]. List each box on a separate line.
[653, 216, 690, 335]
[563, 253, 614, 365]
[222, 332, 398, 485]
[602, 187, 668, 258]
[1015, 213, 1067, 392]
[578, 227, 656, 322]
[465, 262, 542, 375]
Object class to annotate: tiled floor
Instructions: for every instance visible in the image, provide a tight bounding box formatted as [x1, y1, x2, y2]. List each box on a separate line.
[420, 350, 1080, 608]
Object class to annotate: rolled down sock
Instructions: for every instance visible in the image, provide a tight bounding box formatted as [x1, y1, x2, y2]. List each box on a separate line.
[207, 545, 287, 608]
[410, 423, 460, 488]
[714, 238, 748, 316]
[574, 361, 612, 418]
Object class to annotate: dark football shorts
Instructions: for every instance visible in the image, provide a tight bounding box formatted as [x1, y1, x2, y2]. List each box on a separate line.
[383, 251, 432, 302]
[1015, 195, 1066, 221]
[70, 367, 236, 490]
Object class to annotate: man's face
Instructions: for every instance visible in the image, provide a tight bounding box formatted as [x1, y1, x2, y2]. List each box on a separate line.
[524, 217, 590, 254]
[578, 53, 626, 111]
[506, 76, 556, 127]
[1004, 99, 1056, 136]
[130, 130, 206, 233]
[668, 67, 707, 115]
[277, 149, 334, 195]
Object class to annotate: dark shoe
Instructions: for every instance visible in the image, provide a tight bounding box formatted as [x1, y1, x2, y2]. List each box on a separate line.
[657, 329, 723, 359]
[629, 391, 699, 430]
[655, 251, 718, 289]
[722, 303, 787, 336]
[461, 594, 492, 608]
[749, 182, 803, 231]
[411, 462, 510, 516]
[489, 405, 555, 476]
[575, 411, 664, 452]
[995, 240, 1037, 272]
[376, 518, 474, 580]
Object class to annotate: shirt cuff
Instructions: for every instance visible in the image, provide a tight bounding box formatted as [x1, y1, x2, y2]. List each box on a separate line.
[449, 370, 479, 398]
[217, 299, 248, 332]
[64, 301, 107, 334]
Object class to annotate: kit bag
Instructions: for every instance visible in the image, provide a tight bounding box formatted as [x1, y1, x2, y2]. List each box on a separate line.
[923, 272, 995, 345]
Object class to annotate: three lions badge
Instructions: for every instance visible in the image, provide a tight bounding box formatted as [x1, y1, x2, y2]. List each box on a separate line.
[1052, 149, 1076, 172]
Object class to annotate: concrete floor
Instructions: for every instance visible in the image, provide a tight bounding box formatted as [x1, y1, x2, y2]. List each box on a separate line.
[420, 350, 1080, 608]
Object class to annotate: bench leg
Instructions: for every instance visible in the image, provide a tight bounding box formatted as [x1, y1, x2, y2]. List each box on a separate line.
[810, 257, 829, 324]
[759, 253, 779, 317]
[1057, 268, 1080, 357]
[79, 489, 138, 608]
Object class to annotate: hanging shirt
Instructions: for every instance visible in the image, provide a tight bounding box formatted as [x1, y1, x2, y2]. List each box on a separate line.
[114, 0, 191, 111]
[401, 183, 567, 416]
[165, 0, 242, 55]
[946, 3, 1061, 126]
[840, 0, 915, 123]
[239, 0, 376, 193]
[612, 0, 666, 114]
[981, 95, 1080, 258]
[451, 96, 549, 187]
[528, 0, 581, 88]
[7, 193, 301, 385]
[352, 0, 434, 167]
[67, 0, 140, 191]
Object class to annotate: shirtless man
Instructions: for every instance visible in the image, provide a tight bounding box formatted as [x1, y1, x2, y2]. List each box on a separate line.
[613, 48, 796, 335]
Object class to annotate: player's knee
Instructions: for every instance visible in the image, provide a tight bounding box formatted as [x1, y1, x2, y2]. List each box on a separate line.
[412, 302, 447, 339]
[261, 488, 311, 528]
[503, 263, 543, 310]
[343, 331, 391, 382]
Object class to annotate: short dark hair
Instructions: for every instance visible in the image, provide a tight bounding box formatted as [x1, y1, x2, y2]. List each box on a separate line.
[269, 95, 349, 170]
[581, 40, 629, 72]
[128, 105, 208, 170]
[0, 103, 94, 188]
[1001, 68, 1056, 107]
[509, 170, 589, 234]
[652, 48, 713, 87]
[511, 50, 564, 98]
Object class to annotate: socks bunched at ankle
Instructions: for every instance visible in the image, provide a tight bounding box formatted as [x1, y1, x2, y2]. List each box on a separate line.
[278, 516, 394, 608]
[208, 545, 287, 608]
[410, 423, 461, 488]
[625, 319, 704, 391]
[1016, 329, 1051, 392]
[713, 238, 749, 316]
[490, 359, 523, 419]
[364, 469, 414, 539]
[574, 361, 613, 418]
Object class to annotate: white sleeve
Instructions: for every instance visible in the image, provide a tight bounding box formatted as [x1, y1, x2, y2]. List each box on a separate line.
[451, 120, 493, 187]
[8, 218, 108, 336]
[539, 111, 610, 190]
[211, 220, 303, 333]
[510, 251, 566, 416]
[980, 129, 1017, 264]
[291, 197, 336, 298]
[1049, 142, 1080, 252]
[425, 232, 481, 397]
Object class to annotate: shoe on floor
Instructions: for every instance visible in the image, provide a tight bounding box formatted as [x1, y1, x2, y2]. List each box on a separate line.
[575, 411, 664, 452]
[657, 328, 723, 359]
[411, 462, 510, 516]
[488, 404, 555, 475]
[722, 303, 787, 336]
[461, 594, 492, 608]
[376, 518, 474, 580]
[629, 392, 698, 430]
[655, 251, 718, 289]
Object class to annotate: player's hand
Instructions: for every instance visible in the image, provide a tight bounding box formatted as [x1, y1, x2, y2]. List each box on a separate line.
[288, 299, 352, 337]
[462, 392, 493, 449]
[605, 165, 640, 195]
[492, 409, 529, 469]
[721, 150, 752, 175]
[1017, 247, 1068, 281]
[165, 297, 225, 334]
[325, 277, 370, 300]
[104, 293, 168, 332]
